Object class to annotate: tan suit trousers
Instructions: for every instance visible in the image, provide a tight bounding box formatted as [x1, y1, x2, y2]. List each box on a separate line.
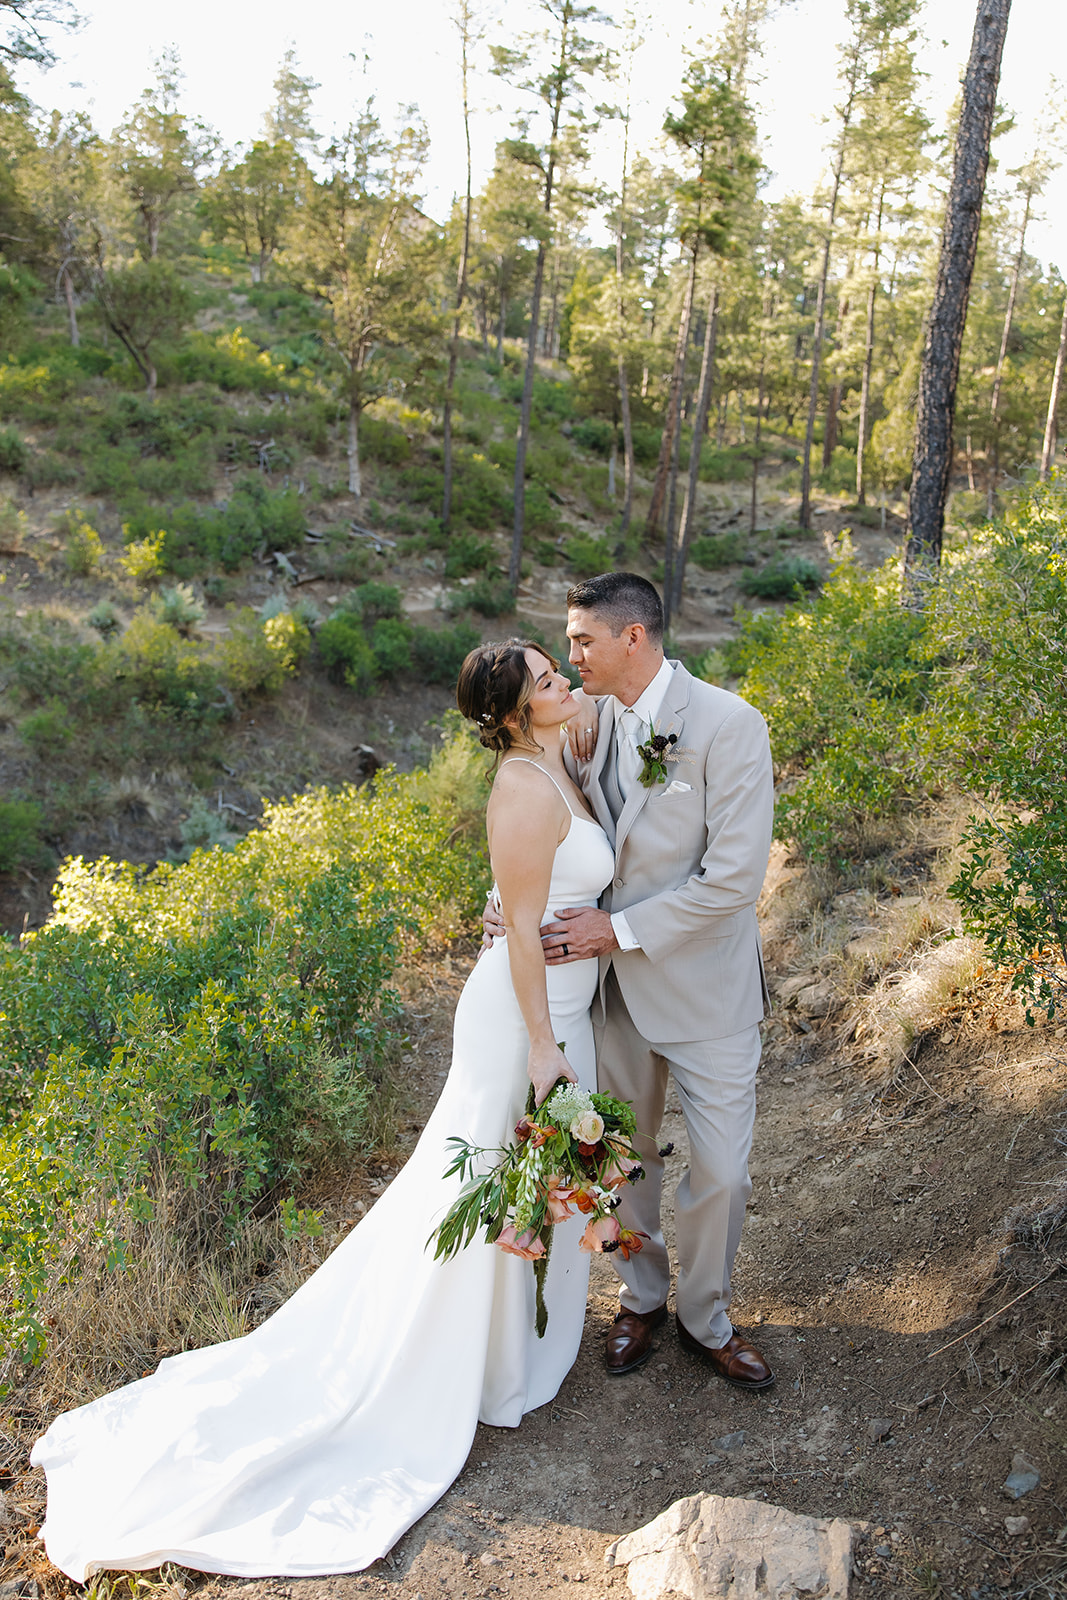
[595, 968, 760, 1350]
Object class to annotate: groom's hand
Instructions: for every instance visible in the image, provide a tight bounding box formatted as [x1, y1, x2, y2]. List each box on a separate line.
[542, 907, 618, 963]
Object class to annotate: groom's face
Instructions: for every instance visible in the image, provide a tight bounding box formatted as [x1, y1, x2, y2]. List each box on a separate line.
[566, 606, 631, 697]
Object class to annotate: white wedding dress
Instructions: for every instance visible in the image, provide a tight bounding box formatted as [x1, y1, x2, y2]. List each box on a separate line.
[32, 775, 614, 1582]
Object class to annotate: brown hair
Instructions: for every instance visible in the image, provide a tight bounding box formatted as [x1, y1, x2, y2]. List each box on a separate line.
[566, 570, 664, 643]
[456, 638, 560, 767]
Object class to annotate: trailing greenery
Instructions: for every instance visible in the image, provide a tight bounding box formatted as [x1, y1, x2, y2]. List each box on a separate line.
[0, 718, 492, 1376]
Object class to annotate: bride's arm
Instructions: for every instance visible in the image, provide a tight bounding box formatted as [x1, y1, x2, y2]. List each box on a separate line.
[488, 767, 578, 1106]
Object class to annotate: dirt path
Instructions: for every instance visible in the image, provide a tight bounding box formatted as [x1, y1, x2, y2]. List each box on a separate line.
[182, 848, 1067, 1600]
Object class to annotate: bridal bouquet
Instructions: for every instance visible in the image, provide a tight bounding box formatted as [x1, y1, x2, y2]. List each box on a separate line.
[430, 1081, 647, 1336]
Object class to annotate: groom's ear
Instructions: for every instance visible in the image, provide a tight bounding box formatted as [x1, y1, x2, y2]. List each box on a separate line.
[624, 623, 647, 654]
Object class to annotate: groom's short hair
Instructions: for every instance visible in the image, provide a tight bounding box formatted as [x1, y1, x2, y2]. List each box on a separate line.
[567, 572, 664, 644]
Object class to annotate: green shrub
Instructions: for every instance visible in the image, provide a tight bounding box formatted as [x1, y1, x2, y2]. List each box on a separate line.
[317, 611, 377, 690]
[690, 532, 745, 569]
[0, 798, 46, 873]
[108, 611, 225, 721]
[410, 620, 481, 685]
[87, 600, 121, 637]
[564, 530, 612, 577]
[154, 583, 205, 634]
[0, 427, 27, 474]
[371, 616, 413, 675]
[262, 610, 311, 672]
[740, 555, 822, 598]
[699, 443, 753, 483]
[123, 480, 306, 575]
[18, 697, 74, 753]
[572, 418, 613, 456]
[217, 607, 299, 698]
[62, 509, 105, 576]
[21, 451, 78, 490]
[120, 528, 167, 582]
[443, 532, 496, 578]
[361, 415, 412, 464]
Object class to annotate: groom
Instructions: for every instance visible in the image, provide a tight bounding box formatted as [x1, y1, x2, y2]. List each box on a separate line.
[544, 572, 775, 1388]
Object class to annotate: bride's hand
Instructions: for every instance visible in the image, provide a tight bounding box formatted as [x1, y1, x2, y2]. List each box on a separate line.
[527, 1040, 577, 1107]
[564, 688, 598, 763]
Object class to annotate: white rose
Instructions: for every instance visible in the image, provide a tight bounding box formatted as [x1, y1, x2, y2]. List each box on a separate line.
[571, 1111, 605, 1144]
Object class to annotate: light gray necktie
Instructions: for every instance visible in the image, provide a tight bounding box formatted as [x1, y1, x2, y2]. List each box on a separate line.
[615, 707, 645, 798]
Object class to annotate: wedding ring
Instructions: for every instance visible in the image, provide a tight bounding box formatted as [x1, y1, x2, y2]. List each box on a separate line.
[562, 942, 569, 957]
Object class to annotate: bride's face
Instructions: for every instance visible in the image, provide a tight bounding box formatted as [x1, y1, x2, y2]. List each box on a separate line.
[521, 647, 577, 732]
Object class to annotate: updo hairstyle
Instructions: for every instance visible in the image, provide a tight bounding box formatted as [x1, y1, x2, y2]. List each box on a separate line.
[456, 638, 560, 766]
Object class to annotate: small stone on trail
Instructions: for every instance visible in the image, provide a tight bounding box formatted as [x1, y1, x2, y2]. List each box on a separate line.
[712, 1431, 746, 1452]
[479, 1553, 502, 1567]
[1003, 1452, 1040, 1499]
[1004, 1516, 1031, 1538]
[868, 1418, 893, 1442]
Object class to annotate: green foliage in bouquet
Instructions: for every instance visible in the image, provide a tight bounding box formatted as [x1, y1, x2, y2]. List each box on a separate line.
[431, 1079, 645, 1338]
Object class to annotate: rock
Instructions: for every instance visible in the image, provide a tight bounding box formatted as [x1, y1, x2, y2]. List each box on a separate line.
[1003, 1452, 1040, 1499]
[844, 931, 881, 963]
[711, 1431, 746, 1453]
[867, 1418, 893, 1443]
[1004, 1516, 1030, 1538]
[795, 979, 840, 1019]
[605, 1492, 853, 1600]
[479, 1553, 502, 1568]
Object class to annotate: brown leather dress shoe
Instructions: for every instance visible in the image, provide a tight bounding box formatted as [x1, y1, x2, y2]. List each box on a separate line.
[604, 1305, 668, 1376]
[676, 1317, 775, 1390]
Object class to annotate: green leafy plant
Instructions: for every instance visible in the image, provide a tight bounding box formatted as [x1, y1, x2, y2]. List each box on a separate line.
[62, 509, 106, 577]
[740, 555, 822, 598]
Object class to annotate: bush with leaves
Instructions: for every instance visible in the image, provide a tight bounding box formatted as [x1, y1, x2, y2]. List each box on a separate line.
[0, 722, 491, 1370]
[62, 509, 106, 577]
[740, 555, 822, 599]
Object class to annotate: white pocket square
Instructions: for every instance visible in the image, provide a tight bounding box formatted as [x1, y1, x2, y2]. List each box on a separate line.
[662, 780, 692, 795]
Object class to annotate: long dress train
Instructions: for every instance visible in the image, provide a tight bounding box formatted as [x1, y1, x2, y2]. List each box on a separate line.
[32, 802, 614, 1581]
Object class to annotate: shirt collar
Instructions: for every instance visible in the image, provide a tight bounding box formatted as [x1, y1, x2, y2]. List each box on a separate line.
[612, 656, 675, 734]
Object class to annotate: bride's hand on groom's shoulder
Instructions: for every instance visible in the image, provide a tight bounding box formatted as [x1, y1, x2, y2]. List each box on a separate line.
[565, 688, 598, 763]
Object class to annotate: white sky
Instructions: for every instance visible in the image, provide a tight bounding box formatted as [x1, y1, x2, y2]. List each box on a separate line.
[13, 0, 1067, 275]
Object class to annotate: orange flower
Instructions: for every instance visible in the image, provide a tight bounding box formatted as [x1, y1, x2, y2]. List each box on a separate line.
[544, 1175, 578, 1223]
[600, 1152, 641, 1189]
[580, 1214, 621, 1253]
[573, 1184, 599, 1214]
[496, 1224, 546, 1260]
[616, 1227, 649, 1260]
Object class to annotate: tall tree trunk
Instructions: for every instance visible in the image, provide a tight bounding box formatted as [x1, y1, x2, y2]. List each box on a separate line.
[904, 0, 1011, 601]
[1040, 291, 1067, 480]
[669, 284, 719, 625]
[662, 392, 685, 615]
[987, 183, 1033, 510]
[822, 382, 840, 470]
[62, 267, 79, 348]
[750, 346, 766, 536]
[615, 86, 636, 543]
[510, 242, 548, 585]
[799, 120, 853, 529]
[645, 244, 698, 537]
[347, 400, 362, 497]
[855, 185, 886, 506]
[442, 5, 475, 536]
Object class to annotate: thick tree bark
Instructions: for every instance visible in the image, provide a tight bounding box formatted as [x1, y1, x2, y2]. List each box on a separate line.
[669, 284, 719, 625]
[645, 245, 698, 537]
[1040, 291, 1067, 480]
[904, 0, 1011, 600]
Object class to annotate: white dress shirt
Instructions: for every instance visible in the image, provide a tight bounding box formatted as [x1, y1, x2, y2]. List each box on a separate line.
[609, 656, 676, 953]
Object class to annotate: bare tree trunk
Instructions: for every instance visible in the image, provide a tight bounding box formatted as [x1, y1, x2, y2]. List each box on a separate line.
[645, 244, 698, 537]
[442, 3, 475, 536]
[510, 241, 548, 585]
[855, 186, 885, 506]
[1040, 291, 1067, 480]
[348, 400, 362, 497]
[904, 0, 1011, 601]
[615, 89, 636, 543]
[966, 432, 976, 490]
[662, 396, 685, 615]
[669, 284, 719, 625]
[822, 382, 840, 470]
[608, 432, 617, 499]
[62, 267, 79, 348]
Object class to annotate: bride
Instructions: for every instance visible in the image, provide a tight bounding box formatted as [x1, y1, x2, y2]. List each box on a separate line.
[32, 639, 614, 1582]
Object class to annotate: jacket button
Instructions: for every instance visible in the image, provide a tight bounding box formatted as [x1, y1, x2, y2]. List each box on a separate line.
[614, 876, 624, 888]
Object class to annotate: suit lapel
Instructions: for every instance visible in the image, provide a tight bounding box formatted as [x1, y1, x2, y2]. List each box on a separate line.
[584, 697, 618, 844]
[614, 663, 693, 857]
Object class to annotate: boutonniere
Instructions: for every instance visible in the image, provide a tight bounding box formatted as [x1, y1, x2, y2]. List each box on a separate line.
[636, 725, 685, 787]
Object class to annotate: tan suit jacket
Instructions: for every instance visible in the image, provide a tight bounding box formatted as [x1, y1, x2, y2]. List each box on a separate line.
[572, 662, 773, 1044]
